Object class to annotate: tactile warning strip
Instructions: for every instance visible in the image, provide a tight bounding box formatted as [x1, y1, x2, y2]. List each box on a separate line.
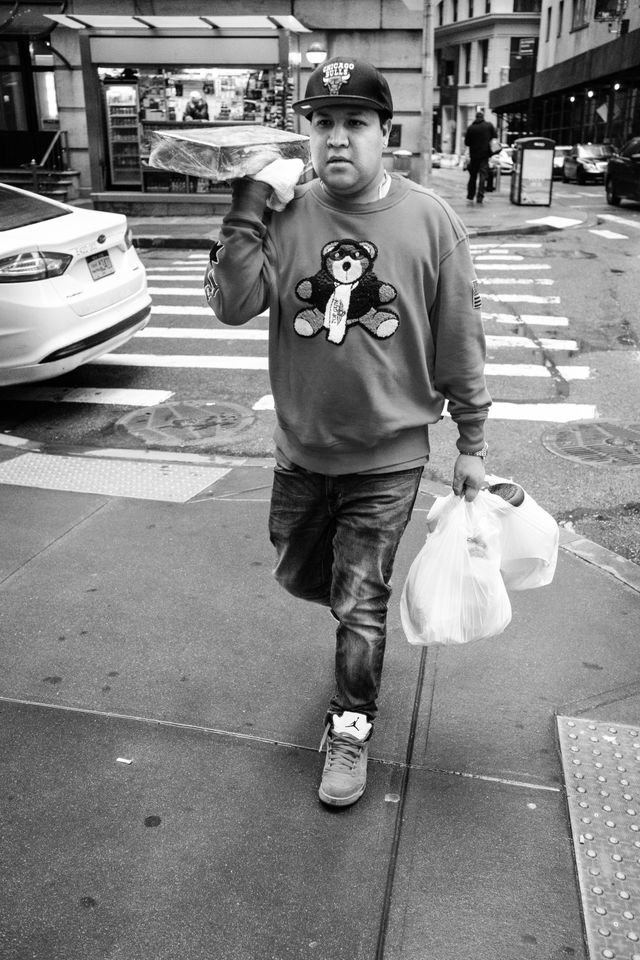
[0, 452, 229, 502]
[557, 716, 640, 960]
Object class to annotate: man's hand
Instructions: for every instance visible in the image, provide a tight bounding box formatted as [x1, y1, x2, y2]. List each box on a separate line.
[452, 454, 485, 502]
[252, 157, 305, 211]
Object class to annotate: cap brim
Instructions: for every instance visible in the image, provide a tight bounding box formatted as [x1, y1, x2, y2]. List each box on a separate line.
[292, 95, 391, 117]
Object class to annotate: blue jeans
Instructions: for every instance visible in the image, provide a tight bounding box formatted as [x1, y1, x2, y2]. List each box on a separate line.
[268, 464, 423, 721]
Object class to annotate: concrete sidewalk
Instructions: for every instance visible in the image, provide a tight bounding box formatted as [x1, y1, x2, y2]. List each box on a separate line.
[3, 166, 640, 960]
[1, 453, 640, 959]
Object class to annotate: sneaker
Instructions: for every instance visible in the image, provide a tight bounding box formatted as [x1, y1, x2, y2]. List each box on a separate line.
[318, 711, 372, 808]
[476, 197, 484, 203]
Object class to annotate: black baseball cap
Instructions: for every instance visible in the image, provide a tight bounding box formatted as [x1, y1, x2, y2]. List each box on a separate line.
[292, 57, 393, 120]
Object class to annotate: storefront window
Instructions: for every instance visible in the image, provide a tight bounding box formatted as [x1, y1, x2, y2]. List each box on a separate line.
[98, 65, 293, 191]
[0, 70, 28, 129]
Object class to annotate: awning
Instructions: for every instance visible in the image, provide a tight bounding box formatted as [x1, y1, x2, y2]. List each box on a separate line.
[44, 13, 310, 32]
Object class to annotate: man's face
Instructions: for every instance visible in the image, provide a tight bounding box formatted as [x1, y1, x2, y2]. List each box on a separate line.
[309, 106, 391, 203]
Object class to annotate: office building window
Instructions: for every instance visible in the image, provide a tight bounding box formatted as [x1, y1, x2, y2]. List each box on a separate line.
[479, 38, 489, 83]
[438, 1, 444, 26]
[453, 0, 458, 21]
[545, 5, 552, 40]
[558, 0, 564, 35]
[463, 43, 471, 84]
[469, 0, 474, 17]
[572, 0, 588, 28]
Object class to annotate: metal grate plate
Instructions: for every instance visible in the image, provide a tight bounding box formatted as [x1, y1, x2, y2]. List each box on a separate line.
[557, 715, 640, 959]
[0, 452, 229, 502]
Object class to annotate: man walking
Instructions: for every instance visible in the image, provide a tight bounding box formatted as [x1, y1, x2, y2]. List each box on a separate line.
[205, 58, 490, 808]
[464, 110, 498, 203]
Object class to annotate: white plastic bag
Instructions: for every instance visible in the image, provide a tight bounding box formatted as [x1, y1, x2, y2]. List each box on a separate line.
[400, 492, 512, 646]
[485, 474, 559, 590]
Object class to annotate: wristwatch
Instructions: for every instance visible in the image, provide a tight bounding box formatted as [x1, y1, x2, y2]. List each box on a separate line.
[459, 442, 489, 459]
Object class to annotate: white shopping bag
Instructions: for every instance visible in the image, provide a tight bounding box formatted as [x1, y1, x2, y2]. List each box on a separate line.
[485, 474, 559, 590]
[400, 492, 512, 646]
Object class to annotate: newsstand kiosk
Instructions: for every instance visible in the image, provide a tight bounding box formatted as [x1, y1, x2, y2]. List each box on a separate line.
[510, 137, 555, 206]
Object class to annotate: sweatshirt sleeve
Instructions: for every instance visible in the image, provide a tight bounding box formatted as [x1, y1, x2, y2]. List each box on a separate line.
[204, 178, 273, 326]
[430, 235, 492, 452]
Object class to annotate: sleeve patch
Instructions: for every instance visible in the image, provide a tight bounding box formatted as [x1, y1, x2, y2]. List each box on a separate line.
[472, 279, 482, 310]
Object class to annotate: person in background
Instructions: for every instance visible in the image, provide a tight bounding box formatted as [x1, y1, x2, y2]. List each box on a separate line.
[205, 57, 490, 809]
[464, 110, 498, 204]
[183, 90, 209, 121]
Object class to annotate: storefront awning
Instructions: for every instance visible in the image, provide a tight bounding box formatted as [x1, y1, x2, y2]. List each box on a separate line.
[45, 14, 310, 33]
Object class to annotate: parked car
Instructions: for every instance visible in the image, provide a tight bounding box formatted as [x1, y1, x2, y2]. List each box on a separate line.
[553, 145, 571, 179]
[605, 136, 640, 206]
[490, 147, 514, 175]
[0, 183, 151, 386]
[562, 143, 617, 184]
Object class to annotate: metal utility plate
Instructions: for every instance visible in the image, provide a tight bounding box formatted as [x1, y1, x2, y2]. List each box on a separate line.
[557, 715, 640, 960]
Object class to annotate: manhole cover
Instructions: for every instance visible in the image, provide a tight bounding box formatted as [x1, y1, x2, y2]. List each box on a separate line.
[543, 421, 640, 466]
[117, 400, 255, 447]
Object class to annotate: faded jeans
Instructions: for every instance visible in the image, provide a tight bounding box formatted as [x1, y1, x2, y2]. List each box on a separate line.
[268, 464, 423, 721]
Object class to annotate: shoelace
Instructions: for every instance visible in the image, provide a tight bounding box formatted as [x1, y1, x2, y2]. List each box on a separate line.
[320, 730, 364, 772]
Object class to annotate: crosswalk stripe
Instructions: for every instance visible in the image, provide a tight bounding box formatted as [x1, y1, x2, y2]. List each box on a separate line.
[485, 363, 588, 380]
[478, 278, 555, 285]
[470, 243, 542, 249]
[475, 263, 550, 270]
[483, 294, 561, 304]
[599, 214, 640, 231]
[137, 327, 268, 340]
[489, 402, 597, 422]
[3, 387, 173, 405]
[148, 287, 207, 296]
[93, 354, 269, 370]
[589, 229, 627, 240]
[486, 335, 579, 350]
[250, 394, 597, 422]
[145, 274, 203, 281]
[482, 312, 569, 327]
[475, 254, 524, 261]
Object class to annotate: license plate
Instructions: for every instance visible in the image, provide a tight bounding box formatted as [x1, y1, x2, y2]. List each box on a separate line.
[87, 250, 114, 281]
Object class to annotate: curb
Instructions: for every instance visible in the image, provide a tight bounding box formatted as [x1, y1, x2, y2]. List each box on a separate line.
[2, 432, 638, 593]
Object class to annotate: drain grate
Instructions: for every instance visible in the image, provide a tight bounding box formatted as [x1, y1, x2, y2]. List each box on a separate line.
[557, 716, 640, 960]
[543, 422, 640, 466]
[117, 400, 255, 448]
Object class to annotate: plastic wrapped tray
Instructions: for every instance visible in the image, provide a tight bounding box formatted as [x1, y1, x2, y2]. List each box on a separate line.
[148, 125, 310, 181]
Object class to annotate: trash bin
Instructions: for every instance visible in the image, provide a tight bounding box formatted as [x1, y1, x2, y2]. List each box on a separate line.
[392, 149, 412, 178]
[510, 137, 555, 206]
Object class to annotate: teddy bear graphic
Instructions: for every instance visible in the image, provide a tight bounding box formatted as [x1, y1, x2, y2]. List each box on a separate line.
[293, 239, 399, 345]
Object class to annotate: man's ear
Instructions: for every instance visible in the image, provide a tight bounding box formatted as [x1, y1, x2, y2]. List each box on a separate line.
[382, 119, 392, 148]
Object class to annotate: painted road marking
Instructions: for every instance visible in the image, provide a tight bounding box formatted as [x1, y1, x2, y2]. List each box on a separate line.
[3, 387, 173, 405]
[589, 229, 627, 240]
[93, 354, 270, 370]
[147, 287, 209, 296]
[475, 263, 551, 270]
[482, 312, 569, 327]
[251, 394, 597, 422]
[478, 278, 555, 285]
[525, 216, 582, 228]
[483, 294, 561, 304]
[137, 327, 268, 340]
[599, 214, 640, 230]
[485, 363, 588, 379]
[486, 335, 579, 350]
[474, 254, 524, 261]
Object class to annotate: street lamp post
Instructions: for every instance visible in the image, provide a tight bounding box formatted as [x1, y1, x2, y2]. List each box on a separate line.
[417, 0, 434, 186]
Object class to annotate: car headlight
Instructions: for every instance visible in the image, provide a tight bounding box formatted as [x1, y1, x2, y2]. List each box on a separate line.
[124, 227, 134, 250]
[582, 161, 597, 170]
[0, 250, 73, 282]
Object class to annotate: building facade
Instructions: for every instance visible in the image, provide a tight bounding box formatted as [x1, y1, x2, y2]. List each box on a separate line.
[2, 0, 636, 207]
[490, 0, 640, 147]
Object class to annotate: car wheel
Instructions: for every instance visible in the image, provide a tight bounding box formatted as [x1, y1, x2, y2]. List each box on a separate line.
[576, 167, 585, 185]
[605, 178, 621, 206]
[562, 169, 569, 183]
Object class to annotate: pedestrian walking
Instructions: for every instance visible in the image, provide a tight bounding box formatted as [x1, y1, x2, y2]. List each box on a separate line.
[205, 57, 491, 808]
[464, 110, 498, 203]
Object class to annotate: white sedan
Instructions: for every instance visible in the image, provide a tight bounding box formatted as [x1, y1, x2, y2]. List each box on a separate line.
[0, 183, 151, 386]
